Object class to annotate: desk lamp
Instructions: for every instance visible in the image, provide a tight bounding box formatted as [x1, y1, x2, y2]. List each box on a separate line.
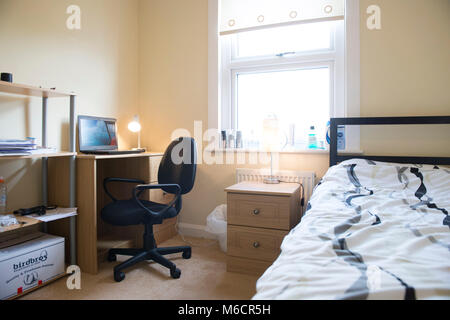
[128, 115, 142, 150]
[262, 115, 280, 184]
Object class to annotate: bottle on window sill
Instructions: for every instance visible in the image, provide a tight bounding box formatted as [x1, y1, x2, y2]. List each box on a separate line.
[221, 130, 227, 149]
[236, 131, 243, 149]
[227, 130, 235, 149]
[308, 126, 318, 149]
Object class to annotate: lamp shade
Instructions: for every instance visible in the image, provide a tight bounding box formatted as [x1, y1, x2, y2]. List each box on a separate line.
[262, 115, 280, 152]
[128, 115, 141, 133]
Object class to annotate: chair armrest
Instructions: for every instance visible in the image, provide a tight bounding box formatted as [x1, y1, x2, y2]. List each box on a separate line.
[104, 178, 146, 202]
[133, 184, 181, 219]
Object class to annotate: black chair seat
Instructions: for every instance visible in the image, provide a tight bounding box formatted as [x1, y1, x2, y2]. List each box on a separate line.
[101, 199, 178, 226]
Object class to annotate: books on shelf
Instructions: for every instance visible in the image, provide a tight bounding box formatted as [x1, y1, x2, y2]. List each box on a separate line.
[0, 139, 35, 146]
[0, 139, 36, 156]
[0, 140, 57, 157]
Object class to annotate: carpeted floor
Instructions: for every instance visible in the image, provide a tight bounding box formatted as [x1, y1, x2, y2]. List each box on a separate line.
[20, 235, 259, 300]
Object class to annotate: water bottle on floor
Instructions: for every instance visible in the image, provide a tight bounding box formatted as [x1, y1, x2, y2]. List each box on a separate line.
[0, 176, 7, 214]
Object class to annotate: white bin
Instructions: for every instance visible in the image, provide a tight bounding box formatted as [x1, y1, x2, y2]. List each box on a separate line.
[205, 204, 227, 252]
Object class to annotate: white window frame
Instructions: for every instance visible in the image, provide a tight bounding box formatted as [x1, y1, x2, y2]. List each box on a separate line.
[221, 21, 343, 133]
[208, 0, 360, 152]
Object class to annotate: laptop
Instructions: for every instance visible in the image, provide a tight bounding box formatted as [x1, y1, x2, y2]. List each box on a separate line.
[78, 115, 145, 155]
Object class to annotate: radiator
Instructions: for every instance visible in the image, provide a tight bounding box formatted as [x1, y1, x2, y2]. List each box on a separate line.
[236, 168, 316, 215]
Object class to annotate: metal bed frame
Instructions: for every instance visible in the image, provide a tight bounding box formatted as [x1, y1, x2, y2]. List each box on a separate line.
[329, 116, 450, 167]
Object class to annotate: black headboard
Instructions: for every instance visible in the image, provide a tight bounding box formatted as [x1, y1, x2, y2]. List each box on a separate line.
[330, 116, 450, 167]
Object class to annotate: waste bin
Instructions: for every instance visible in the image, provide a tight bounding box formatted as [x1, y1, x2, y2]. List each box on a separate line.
[205, 204, 227, 252]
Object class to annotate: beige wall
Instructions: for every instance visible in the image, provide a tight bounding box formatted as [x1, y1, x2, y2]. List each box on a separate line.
[360, 0, 450, 156]
[139, 0, 450, 226]
[138, 0, 331, 226]
[0, 0, 140, 210]
[1, 0, 448, 226]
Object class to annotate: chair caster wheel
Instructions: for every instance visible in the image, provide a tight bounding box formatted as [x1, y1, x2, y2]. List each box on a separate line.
[170, 268, 181, 279]
[182, 249, 191, 259]
[107, 253, 117, 262]
[114, 271, 125, 282]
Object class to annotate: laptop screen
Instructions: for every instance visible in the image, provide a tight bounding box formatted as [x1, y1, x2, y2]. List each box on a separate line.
[78, 116, 118, 151]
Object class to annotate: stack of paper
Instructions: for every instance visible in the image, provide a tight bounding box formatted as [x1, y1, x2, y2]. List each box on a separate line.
[0, 139, 36, 156]
[30, 207, 77, 222]
[0, 140, 56, 156]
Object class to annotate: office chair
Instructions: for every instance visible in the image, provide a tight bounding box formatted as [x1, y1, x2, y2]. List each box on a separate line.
[101, 137, 197, 282]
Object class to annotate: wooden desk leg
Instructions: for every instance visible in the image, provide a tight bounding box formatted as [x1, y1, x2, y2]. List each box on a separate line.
[77, 159, 98, 274]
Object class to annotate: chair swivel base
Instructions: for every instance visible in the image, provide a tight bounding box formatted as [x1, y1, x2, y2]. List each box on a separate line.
[108, 246, 192, 282]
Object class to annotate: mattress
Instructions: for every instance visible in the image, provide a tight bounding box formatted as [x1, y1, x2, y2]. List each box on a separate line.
[253, 159, 450, 300]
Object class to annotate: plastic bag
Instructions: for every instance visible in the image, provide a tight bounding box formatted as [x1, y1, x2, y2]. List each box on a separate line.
[205, 204, 227, 252]
[0, 214, 18, 227]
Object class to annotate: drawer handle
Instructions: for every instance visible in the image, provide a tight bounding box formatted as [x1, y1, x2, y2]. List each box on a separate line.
[252, 209, 260, 215]
[253, 241, 260, 248]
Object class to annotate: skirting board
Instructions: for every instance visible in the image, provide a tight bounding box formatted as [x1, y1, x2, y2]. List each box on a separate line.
[177, 222, 216, 239]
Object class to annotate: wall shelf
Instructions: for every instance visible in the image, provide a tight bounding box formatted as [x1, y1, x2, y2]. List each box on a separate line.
[0, 152, 76, 160]
[0, 215, 41, 236]
[0, 81, 75, 98]
[0, 80, 77, 268]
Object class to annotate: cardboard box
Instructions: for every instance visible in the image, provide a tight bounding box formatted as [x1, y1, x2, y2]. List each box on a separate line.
[0, 232, 65, 300]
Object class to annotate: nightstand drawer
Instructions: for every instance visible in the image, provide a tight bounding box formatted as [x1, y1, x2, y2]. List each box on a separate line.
[227, 193, 291, 230]
[227, 225, 287, 262]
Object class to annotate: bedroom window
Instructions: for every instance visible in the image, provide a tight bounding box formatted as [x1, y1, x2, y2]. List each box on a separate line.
[221, 20, 343, 150]
[210, 0, 361, 152]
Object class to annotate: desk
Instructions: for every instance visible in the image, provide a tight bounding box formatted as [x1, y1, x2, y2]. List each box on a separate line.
[76, 152, 177, 274]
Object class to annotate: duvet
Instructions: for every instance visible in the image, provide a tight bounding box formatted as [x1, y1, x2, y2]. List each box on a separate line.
[253, 159, 450, 300]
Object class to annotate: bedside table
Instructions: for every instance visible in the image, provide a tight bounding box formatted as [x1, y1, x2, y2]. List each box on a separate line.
[225, 182, 302, 276]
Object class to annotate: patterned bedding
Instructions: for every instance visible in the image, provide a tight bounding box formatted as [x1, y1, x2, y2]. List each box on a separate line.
[253, 159, 450, 300]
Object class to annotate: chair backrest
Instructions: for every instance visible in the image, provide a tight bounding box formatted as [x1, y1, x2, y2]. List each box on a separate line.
[158, 137, 197, 195]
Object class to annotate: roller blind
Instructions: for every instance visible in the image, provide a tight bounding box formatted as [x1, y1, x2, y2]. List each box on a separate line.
[220, 0, 345, 35]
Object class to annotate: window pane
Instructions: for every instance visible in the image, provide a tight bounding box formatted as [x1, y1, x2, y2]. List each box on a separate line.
[236, 21, 333, 58]
[237, 67, 330, 150]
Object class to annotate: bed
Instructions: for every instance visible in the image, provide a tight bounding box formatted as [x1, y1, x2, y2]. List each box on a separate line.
[253, 116, 450, 300]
